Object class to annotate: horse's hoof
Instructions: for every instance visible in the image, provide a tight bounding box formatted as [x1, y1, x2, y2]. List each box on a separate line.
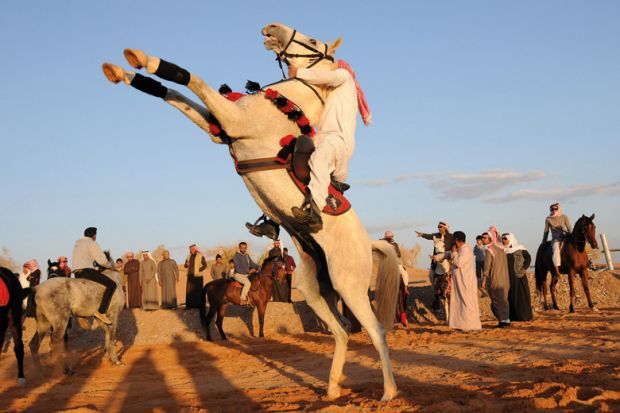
[17, 377, 26, 386]
[114, 360, 123, 366]
[569, 308, 575, 314]
[591, 306, 600, 312]
[102, 63, 125, 84]
[327, 384, 341, 400]
[553, 305, 560, 311]
[124, 48, 147, 69]
[381, 387, 398, 402]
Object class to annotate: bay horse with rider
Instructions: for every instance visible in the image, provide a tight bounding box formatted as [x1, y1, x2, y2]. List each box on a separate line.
[535, 214, 598, 312]
[200, 260, 285, 341]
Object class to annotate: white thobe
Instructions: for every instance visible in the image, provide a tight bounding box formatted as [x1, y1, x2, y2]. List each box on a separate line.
[296, 67, 358, 209]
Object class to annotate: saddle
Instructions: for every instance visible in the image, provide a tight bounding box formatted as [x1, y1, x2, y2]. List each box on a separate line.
[229, 273, 260, 292]
[216, 84, 351, 217]
[276, 135, 351, 216]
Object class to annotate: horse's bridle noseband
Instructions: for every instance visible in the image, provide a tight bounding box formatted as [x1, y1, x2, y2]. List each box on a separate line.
[275, 29, 334, 79]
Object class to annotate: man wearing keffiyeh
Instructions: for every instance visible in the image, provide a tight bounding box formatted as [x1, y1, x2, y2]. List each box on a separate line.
[288, 60, 371, 232]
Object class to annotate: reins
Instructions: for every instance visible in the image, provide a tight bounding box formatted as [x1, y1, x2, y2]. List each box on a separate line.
[275, 29, 334, 80]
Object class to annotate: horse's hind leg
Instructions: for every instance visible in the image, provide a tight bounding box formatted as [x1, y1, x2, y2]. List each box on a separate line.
[337, 282, 398, 402]
[29, 315, 50, 369]
[50, 319, 71, 374]
[204, 307, 217, 341]
[257, 303, 267, 338]
[216, 304, 228, 341]
[8, 307, 25, 384]
[550, 275, 560, 310]
[578, 269, 598, 311]
[294, 258, 349, 400]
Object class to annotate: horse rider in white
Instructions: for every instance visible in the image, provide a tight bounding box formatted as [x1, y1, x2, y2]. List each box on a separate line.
[543, 202, 572, 277]
[71, 227, 116, 325]
[289, 62, 364, 232]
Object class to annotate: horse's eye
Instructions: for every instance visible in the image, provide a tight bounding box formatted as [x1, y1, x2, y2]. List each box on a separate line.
[310, 39, 317, 45]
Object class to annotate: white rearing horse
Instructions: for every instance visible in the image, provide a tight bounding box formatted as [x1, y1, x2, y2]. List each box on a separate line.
[102, 22, 399, 401]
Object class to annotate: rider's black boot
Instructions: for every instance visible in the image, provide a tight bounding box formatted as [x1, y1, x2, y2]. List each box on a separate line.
[291, 194, 323, 233]
[245, 215, 280, 240]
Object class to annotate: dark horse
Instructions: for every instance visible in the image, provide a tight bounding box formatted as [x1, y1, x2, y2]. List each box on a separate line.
[200, 260, 284, 341]
[535, 214, 598, 313]
[0, 267, 29, 384]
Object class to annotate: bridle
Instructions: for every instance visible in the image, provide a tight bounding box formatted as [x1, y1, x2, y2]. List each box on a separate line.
[275, 29, 334, 79]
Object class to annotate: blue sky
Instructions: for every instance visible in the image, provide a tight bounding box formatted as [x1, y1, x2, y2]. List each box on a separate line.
[1, 1, 618, 269]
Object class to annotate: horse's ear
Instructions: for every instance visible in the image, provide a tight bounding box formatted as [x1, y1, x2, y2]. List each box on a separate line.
[48, 259, 51, 265]
[328, 37, 343, 54]
[590, 213, 595, 220]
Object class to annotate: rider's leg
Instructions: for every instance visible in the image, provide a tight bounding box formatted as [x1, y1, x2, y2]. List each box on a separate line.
[233, 273, 251, 302]
[551, 240, 562, 276]
[74, 269, 116, 324]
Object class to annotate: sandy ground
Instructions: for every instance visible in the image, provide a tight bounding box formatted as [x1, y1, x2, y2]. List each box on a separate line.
[1, 269, 619, 412]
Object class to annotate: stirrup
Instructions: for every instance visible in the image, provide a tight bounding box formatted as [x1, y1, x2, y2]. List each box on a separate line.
[291, 199, 323, 233]
[245, 214, 280, 240]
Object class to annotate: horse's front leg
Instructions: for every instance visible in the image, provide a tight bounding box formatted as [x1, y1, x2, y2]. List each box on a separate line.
[102, 64, 219, 139]
[122, 49, 249, 138]
[578, 268, 598, 311]
[104, 314, 122, 365]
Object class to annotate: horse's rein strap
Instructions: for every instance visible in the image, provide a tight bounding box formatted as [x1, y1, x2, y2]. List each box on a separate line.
[276, 29, 334, 79]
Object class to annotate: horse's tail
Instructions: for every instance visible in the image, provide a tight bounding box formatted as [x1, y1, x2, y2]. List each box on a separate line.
[199, 284, 209, 327]
[534, 243, 548, 291]
[371, 240, 401, 332]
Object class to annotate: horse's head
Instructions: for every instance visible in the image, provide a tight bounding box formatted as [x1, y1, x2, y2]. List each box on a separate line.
[262, 23, 342, 71]
[579, 214, 598, 249]
[47, 259, 62, 279]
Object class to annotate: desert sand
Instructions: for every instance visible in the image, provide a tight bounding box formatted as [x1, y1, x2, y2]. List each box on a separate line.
[1, 269, 619, 412]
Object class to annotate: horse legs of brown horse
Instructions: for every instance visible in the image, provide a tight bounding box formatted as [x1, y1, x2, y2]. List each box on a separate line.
[256, 302, 267, 338]
[215, 304, 228, 341]
[578, 268, 598, 311]
[550, 275, 560, 310]
[203, 306, 217, 341]
[567, 270, 577, 313]
[538, 275, 549, 310]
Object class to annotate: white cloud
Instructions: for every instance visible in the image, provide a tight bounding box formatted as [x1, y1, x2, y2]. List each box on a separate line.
[486, 182, 620, 203]
[354, 169, 548, 200]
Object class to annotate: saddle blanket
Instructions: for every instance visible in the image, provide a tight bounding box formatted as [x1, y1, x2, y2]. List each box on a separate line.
[0, 278, 9, 306]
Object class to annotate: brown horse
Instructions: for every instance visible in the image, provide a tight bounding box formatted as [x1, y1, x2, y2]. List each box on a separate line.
[199, 261, 284, 341]
[535, 214, 598, 313]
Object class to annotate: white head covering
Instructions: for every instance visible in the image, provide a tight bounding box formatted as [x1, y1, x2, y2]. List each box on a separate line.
[504, 233, 526, 254]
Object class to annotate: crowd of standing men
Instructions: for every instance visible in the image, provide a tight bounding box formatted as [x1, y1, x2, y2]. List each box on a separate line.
[409, 203, 571, 331]
[15, 202, 571, 331]
[16, 234, 298, 314]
